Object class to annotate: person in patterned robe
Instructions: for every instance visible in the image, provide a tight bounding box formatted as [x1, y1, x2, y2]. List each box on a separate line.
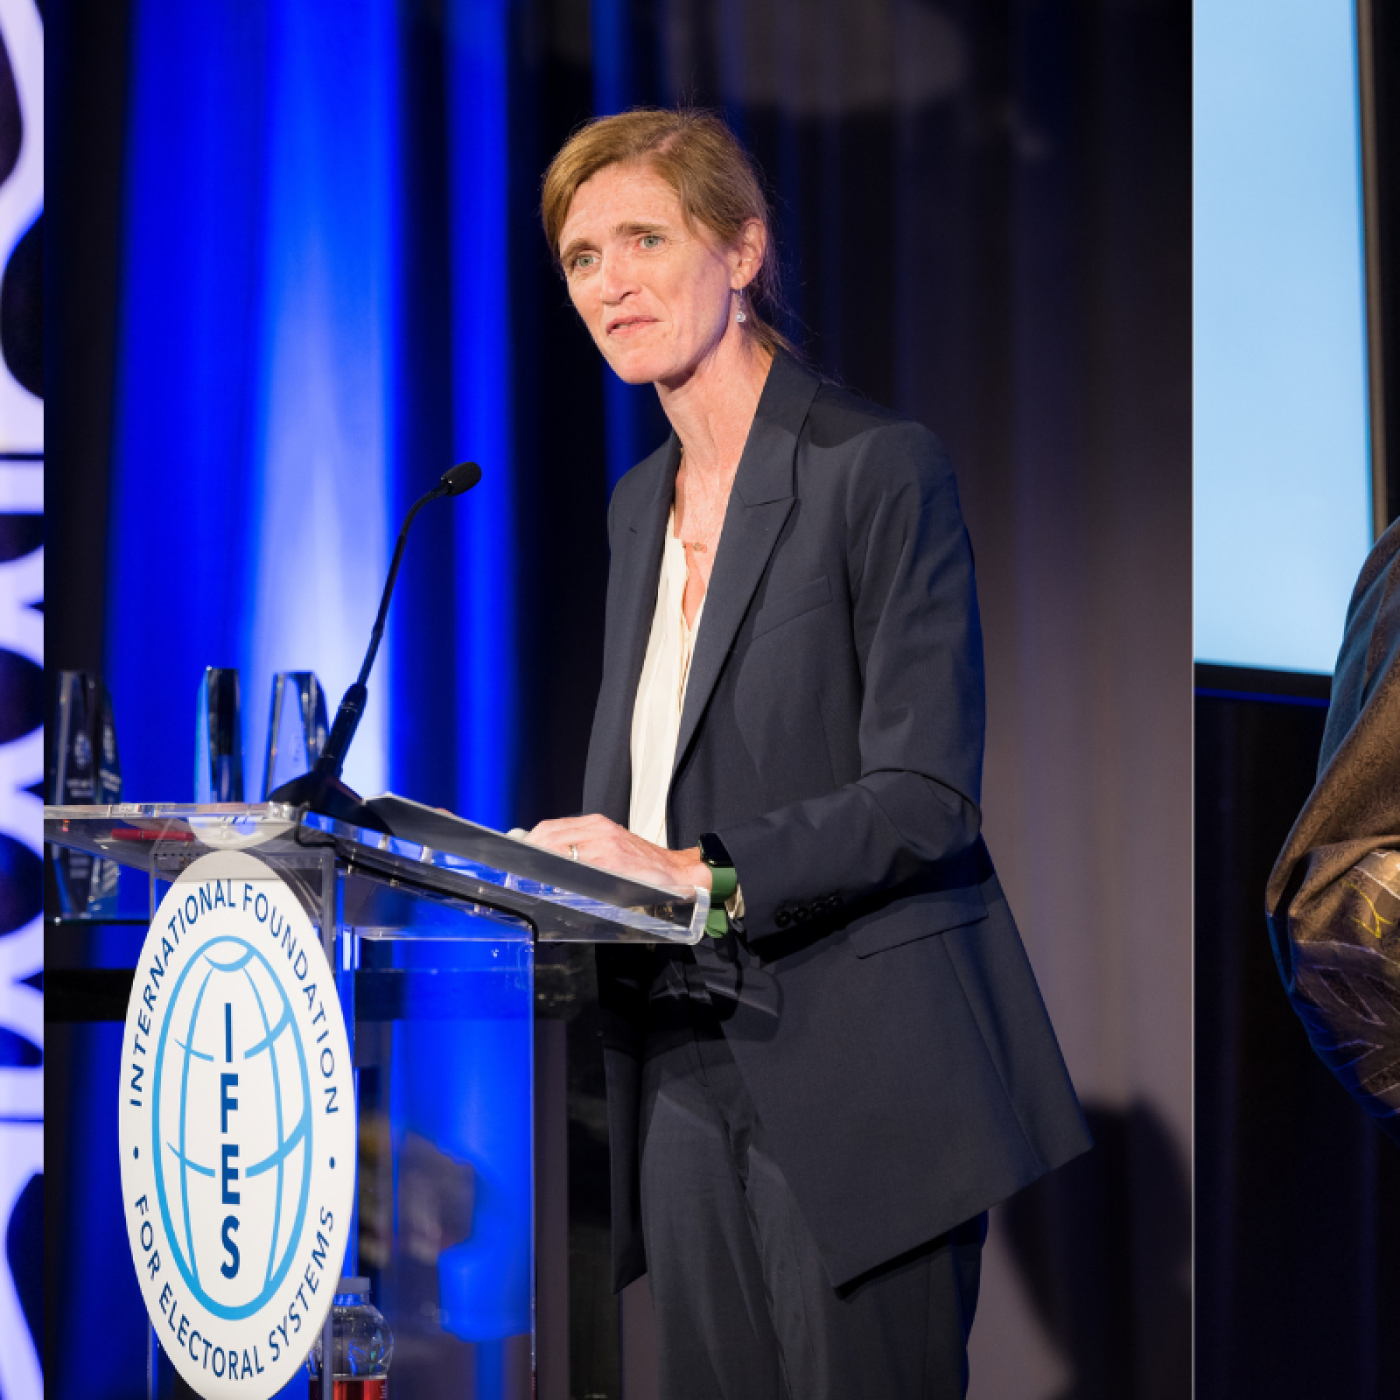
[1267, 516, 1400, 1140]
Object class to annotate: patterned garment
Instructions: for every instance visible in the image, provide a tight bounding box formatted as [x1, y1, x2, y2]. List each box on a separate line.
[1267, 520, 1400, 1137]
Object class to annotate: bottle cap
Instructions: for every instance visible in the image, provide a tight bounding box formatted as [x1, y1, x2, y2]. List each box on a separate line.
[338, 1277, 370, 1292]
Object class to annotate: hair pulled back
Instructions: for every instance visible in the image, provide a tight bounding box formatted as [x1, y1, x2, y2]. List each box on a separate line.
[541, 108, 792, 358]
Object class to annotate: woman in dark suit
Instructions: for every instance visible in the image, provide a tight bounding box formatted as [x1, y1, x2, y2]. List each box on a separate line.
[530, 108, 1088, 1399]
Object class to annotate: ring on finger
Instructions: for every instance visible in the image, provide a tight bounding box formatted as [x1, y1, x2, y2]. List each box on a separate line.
[569, 843, 579, 861]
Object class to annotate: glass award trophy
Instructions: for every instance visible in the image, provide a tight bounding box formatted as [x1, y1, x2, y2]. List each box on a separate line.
[194, 666, 244, 803]
[48, 671, 122, 916]
[261, 670, 329, 800]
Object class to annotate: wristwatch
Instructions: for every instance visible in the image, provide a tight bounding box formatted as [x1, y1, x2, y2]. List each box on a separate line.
[698, 832, 737, 936]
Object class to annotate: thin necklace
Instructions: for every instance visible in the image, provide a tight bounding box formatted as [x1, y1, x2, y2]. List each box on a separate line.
[678, 449, 730, 554]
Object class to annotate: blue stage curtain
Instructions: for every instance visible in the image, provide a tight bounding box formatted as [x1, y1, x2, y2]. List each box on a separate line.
[445, 0, 516, 827]
[103, 0, 518, 824]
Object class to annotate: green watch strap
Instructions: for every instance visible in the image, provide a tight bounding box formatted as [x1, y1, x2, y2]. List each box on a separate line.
[708, 863, 738, 904]
[705, 907, 729, 938]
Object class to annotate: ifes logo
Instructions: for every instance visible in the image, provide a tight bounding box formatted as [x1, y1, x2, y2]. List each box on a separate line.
[120, 850, 356, 1400]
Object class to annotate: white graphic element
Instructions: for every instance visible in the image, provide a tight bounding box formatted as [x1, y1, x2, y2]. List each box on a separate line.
[119, 851, 356, 1400]
[0, 529, 42, 872]
[0, 0, 43, 450]
[0, 917, 40, 1118]
[0, 463, 40, 509]
[0, 466, 42, 1111]
[0, 9, 41, 1395]
[0, 1122, 41, 1400]
[0, 724, 40, 857]
[0, 540, 41, 667]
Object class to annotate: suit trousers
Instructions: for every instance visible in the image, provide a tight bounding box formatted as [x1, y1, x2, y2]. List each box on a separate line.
[638, 968, 987, 1400]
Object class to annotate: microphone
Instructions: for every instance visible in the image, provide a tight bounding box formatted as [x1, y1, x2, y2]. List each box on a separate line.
[268, 462, 482, 829]
[438, 461, 482, 496]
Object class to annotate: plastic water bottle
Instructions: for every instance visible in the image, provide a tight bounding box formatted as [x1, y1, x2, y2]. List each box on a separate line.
[307, 1277, 393, 1398]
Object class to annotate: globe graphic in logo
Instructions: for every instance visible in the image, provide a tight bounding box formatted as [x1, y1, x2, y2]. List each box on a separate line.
[152, 934, 313, 1320]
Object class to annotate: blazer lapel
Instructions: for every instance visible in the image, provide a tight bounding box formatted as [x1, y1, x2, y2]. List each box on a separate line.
[672, 353, 821, 778]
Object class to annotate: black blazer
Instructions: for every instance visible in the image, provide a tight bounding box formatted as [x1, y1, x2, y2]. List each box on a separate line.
[583, 351, 1090, 1291]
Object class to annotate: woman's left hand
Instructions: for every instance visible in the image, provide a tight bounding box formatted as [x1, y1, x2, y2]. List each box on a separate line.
[528, 813, 709, 891]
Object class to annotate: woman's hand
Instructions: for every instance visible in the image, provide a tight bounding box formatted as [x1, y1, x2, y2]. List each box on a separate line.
[528, 814, 710, 892]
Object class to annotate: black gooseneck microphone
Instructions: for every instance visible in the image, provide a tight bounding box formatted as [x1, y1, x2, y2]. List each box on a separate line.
[268, 461, 482, 830]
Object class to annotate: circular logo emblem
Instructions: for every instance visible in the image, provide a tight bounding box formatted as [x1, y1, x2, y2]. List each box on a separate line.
[120, 851, 356, 1399]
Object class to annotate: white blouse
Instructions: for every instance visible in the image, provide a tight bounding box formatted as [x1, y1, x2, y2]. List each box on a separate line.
[626, 508, 744, 918]
[628, 510, 704, 847]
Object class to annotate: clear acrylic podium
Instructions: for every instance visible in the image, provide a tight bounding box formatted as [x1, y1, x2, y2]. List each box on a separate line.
[45, 798, 708, 1400]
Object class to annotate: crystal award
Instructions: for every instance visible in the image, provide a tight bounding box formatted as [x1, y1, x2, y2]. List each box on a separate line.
[194, 667, 244, 803]
[49, 671, 123, 915]
[261, 671, 329, 800]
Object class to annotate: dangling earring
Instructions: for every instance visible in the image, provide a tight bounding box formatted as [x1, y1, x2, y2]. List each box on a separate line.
[734, 288, 748, 324]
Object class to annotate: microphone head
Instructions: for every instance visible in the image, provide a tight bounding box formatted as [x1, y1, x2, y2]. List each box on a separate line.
[440, 461, 483, 497]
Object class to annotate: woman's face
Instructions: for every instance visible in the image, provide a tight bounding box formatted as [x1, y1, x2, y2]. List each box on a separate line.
[558, 162, 759, 387]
